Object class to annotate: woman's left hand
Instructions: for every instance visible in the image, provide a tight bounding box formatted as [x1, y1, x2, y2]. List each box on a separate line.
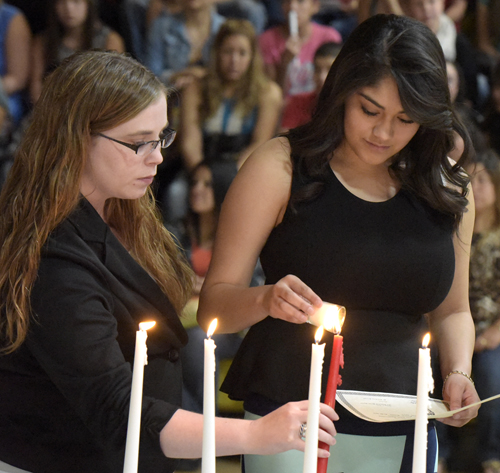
[439, 372, 480, 427]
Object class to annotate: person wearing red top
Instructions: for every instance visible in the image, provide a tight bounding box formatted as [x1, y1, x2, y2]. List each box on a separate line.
[280, 41, 341, 130]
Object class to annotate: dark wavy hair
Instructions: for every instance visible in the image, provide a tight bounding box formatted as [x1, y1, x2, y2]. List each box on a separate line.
[287, 14, 472, 229]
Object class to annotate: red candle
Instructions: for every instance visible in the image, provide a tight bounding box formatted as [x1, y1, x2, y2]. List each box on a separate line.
[317, 307, 345, 473]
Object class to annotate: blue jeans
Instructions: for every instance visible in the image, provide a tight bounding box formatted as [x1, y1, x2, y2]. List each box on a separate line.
[181, 326, 242, 413]
[473, 343, 500, 463]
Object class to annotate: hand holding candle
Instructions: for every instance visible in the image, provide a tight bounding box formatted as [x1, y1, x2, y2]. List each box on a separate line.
[303, 326, 326, 473]
[123, 321, 156, 473]
[412, 333, 434, 473]
[317, 304, 345, 473]
[202, 319, 217, 473]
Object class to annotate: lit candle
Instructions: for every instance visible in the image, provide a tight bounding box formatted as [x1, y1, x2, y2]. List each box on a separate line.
[303, 326, 326, 473]
[412, 333, 434, 473]
[317, 305, 345, 473]
[202, 319, 217, 473]
[123, 321, 156, 473]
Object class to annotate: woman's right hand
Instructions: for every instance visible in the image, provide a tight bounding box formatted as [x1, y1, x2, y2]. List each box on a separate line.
[260, 274, 323, 324]
[247, 400, 338, 456]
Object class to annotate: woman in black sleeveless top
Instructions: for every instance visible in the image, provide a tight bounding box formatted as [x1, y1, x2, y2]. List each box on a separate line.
[199, 14, 480, 473]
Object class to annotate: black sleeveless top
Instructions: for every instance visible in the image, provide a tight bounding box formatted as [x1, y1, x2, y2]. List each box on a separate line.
[221, 164, 455, 418]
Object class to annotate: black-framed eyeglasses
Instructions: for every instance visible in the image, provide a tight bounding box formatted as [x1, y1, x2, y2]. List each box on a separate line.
[97, 127, 176, 157]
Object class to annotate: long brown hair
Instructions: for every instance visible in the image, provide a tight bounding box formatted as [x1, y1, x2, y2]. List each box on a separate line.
[0, 50, 193, 353]
[202, 19, 270, 120]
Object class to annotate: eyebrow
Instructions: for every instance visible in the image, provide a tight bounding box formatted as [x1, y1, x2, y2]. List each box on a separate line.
[358, 92, 406, 114]
[126, 124, 170, 138]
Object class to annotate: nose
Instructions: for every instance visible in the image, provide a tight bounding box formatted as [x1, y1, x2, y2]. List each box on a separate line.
[147, 146, 164, 166]
[373, 117, 394, 141]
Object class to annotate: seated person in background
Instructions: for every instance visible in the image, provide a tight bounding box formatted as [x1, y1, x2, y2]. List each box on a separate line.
[0, 80, 13, 189]
[446, 60, 488, 161]
[0, 0, 30, 124]
[174, 162, 247, 416]
[476, 0, 500, 68]
[438, 148, 500, 473]
[30, 0, 125, 104]
[215, 0, 268, 34]
[146, 0, 226, 90]
[465, 149, 500, 473]
[481, 61, 500, 156]
[401, 0, 457, 61]
[312, 0, 358, 42]
[401, 0, 482, 110]
[280, 40, 341, 131]
[357, 0, 403, 24]
[259, 0, 341, 99]
[445, 0, 468, 26]
[179, 19, 283, 171]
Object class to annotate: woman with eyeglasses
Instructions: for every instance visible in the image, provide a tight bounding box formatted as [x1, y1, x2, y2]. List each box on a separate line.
[0, 50, 337, 473]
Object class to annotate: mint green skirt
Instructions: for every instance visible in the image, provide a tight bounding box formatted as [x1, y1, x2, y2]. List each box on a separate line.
[243, 411, 438, 473]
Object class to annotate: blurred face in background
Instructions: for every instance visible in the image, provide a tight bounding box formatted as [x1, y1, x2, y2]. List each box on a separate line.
[313, 54, 337, 91]
[56, 0, 89, 29]
[402, 0, 443, 33]
[218, 34, 253, 83]
[190, 165, 215, 214]
[469, 163, 497, 215]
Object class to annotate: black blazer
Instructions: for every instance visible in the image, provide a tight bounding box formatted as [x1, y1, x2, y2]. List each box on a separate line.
[0, 199, 188, 473]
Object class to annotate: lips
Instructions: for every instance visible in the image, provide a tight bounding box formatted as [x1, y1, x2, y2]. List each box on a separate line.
[139, 176, 154, 185]
[366, 139, 390, 151]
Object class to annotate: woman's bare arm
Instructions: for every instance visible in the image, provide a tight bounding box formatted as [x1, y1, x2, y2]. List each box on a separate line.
[428, 183, 480, 426]
[160, 401, 338, 458]
[198, 137, 322, 333]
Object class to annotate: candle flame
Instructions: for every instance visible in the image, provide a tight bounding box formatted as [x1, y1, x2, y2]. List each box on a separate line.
[315, 325, 324, 343]
[324, 305, 346, 334]
[422, 332, 431, 348]
[207, 318, 218, 338]
[139, 321, 156, 331]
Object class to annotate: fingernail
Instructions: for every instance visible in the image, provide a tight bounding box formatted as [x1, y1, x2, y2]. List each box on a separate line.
[306, 306, 314, 315]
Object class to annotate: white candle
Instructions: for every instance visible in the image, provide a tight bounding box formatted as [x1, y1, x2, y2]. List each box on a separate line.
[412, 333, 434, 473]
[202, 319, 218, 473]
[123, 321, 156, 473]
[289, 10, 298, 37]
[303, 326, 326, 473]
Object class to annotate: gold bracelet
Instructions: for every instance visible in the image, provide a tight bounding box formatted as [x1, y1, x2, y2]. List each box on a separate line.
[442, 370, 474, 389]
